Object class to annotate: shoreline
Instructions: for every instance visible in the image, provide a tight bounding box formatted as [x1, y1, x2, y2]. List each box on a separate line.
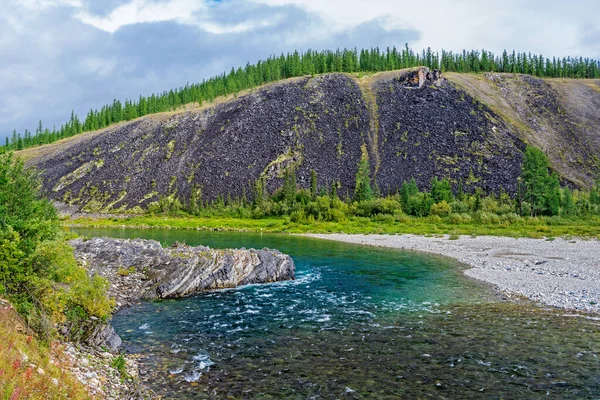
[303, 233, 600, 314]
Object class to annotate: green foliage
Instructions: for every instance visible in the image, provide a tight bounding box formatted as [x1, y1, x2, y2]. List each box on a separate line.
[0, 153, 58, 252]
[148, 195, 183, 213]
[430, 177, 453, 203]
[0, 151, 113, 339]
[283, 167, 297, 205]
[400, 178, 419, 209]
[406, 192, 435, 217]
[111, 355, 130, 379]
[561, 187, 576, 216]
[355, 198, 402, 217]
[430, 200, 452, 217]
[591, 179, 600, 206]
[353, 145, 374, 202]
[521, 147, 564, 216]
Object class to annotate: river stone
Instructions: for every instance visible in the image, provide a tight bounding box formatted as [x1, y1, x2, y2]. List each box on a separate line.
[87, 323, 122, 352]
[70, 237, 295, 306]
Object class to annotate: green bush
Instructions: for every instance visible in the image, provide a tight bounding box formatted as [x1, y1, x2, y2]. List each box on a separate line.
[430, 200, 452, 217]
[450, 200, 469, 213]
[290, 209, 306, 223]
[475, 211, 501, 224]
[0, 151, 113, 339]
[448, 213, 464, 224]
[406, 193, 434, 217]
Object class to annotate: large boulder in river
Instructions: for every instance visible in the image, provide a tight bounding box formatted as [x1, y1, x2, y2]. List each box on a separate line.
[70, 237, 295, 309]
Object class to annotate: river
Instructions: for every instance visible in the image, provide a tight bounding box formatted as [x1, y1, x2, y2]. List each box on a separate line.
[73, 228, 600, 399]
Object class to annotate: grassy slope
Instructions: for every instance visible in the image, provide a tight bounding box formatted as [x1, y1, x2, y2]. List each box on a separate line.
[68, 214, 600, 239]
[446, 72, 600, 187]
[0, 298, 90, 400]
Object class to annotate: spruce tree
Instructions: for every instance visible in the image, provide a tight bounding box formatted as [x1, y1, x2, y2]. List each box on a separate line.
[353, 144, 374, 202]
[400, 178, 419, 209]
[283, 167, 297, 205]
[545, 172, 561, 216]
[561, 187, 576, 216]
[521, 147, 551, 216]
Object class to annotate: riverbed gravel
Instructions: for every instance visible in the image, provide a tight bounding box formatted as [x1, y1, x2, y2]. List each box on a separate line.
[304, 234, 600, 313]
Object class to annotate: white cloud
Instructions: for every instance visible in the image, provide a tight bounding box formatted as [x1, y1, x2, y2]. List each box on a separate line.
[199, 18, 279, 35]
[75, 0, 205, 33]
[251, 0, 600, 58]
[11, 0, 82, 10]
[73, 0, 279, 35]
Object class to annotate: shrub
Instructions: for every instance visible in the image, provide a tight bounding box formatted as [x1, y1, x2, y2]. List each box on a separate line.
[111, 355, 130, 379]
[328, 208, 347, 222]
[450, 200, 469, 213]
[290, 209, 306, 223]
[406, 193, 434, 217]
[448, 213, 464, 224]
[481, 197, 500, 214]
[500, 213, 521, 224]
[356, 198, 401, 216]
[475, 211, 501, 224]
[430, 200, 452, 217]
[427, 215, 442, 223]
[373, 214, 395, 223]
[0, 151, 113, 339]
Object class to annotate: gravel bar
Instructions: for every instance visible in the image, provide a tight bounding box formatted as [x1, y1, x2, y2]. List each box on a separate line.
[303, 234, 600, 313]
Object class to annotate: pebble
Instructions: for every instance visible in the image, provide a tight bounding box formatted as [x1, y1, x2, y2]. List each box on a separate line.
[305, 234, 600, 314]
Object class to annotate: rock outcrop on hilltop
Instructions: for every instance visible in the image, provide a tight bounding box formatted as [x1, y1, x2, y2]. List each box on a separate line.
[71, 237, 294, 308]
[22, 67, 600, 211]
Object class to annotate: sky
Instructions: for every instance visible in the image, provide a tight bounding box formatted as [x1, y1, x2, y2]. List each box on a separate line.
[1, 0, 599, 142]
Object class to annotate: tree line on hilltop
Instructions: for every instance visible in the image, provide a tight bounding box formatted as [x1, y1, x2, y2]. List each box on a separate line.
[5, 45, 600, 151]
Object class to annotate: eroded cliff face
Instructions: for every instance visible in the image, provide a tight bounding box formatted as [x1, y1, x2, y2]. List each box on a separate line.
[70, 237, 295, 309]
[21, 68, 600, 211]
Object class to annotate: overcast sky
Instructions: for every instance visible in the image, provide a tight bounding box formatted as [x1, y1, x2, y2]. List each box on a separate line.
[2, 0, 599, 142]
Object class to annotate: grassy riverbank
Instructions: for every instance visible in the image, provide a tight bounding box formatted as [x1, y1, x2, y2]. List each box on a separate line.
[68, 214, 600, 239]
[0, 299, 90, 399]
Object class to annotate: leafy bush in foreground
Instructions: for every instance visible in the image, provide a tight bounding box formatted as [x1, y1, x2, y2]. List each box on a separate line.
[0, 151, 113, 339]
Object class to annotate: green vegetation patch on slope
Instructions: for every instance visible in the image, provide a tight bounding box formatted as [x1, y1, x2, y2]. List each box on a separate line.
[0, 151, 114, 340]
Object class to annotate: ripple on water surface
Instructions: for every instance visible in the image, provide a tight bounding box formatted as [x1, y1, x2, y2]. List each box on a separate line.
[74, 228, 600, 399]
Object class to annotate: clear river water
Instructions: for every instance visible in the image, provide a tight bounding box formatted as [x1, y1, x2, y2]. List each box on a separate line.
[73, 228, 600, 399]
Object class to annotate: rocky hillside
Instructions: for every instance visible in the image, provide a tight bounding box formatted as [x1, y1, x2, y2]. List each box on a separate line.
[19, 68, 600, 212]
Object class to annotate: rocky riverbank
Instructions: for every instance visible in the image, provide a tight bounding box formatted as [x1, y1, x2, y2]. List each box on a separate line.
[66, 237, 294, 398]
[61, 342, 153, 399]
[304, 234, 600, 313]
[71, 237, 295, 311]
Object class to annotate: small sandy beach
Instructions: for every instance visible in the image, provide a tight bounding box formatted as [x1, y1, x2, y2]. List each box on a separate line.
[304, 234, 600, 313]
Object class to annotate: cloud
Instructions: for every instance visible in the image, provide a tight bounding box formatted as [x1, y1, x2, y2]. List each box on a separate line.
[11, 0, 82, 10]
[578, 24, 600, 57]
[75, 0, 205, 33]
[2, 0, 599, 144]
[0, 0, 420, 142]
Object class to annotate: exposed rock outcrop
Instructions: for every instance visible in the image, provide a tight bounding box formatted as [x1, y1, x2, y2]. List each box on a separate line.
[20, 68, 600, 211]
[70, 237, 295, 310]
[87, 324, 122, 353]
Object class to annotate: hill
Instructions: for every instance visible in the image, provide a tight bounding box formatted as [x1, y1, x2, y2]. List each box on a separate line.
[18, 68, 600, 213]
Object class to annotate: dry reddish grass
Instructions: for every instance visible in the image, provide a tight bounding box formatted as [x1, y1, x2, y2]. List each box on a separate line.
[0, 299, 90, 400]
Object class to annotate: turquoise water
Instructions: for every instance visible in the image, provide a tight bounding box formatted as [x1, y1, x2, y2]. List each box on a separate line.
[73, 228, 600, 399]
